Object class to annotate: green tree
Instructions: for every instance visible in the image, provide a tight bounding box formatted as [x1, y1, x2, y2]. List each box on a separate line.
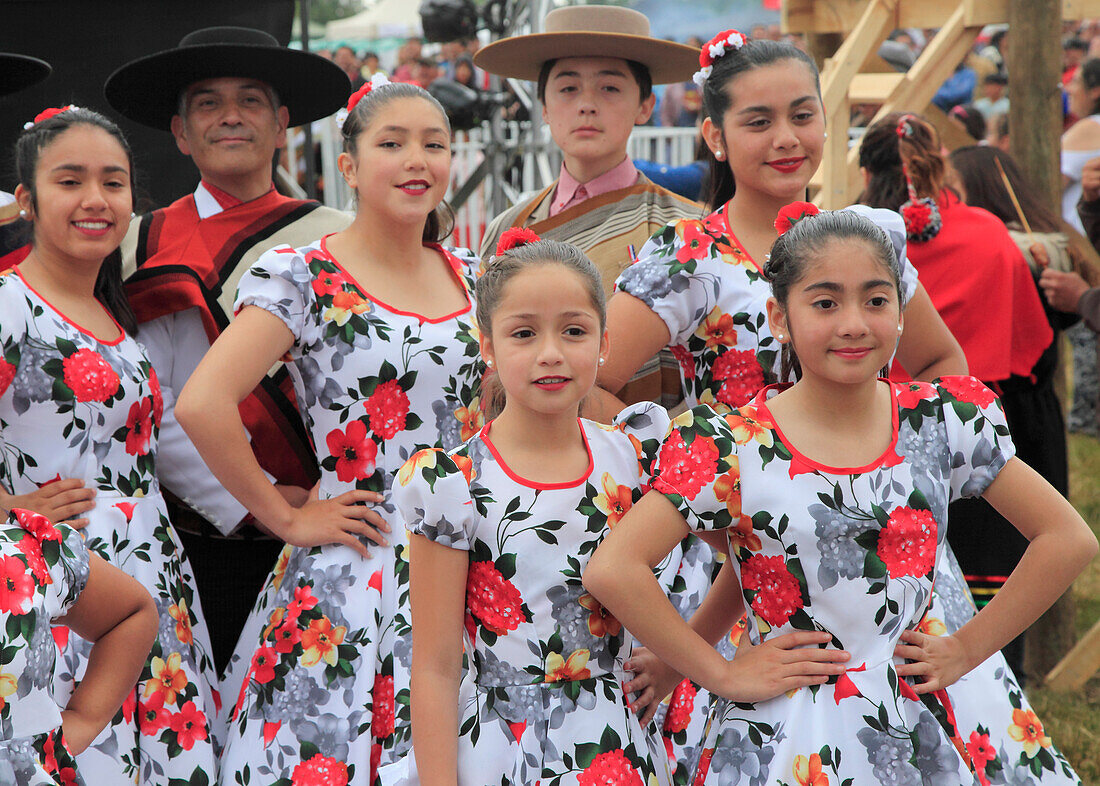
[298, 0, 363, 26]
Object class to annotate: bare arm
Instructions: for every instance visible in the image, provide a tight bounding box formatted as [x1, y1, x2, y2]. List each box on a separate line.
[409, 534, 467, 786]
[176, 306, 387, 557]
[895, 283, 968, 380]
[597, 293, 672, 396]
[59, 554, 159, 753]
[585, 492, 848, 703]
[895, 458, 1098, 691]
[0, 480, 94, 529]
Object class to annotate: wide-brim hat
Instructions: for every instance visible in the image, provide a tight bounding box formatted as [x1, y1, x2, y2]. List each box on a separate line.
[0, 53, 51, 97]
[474, 5, 698, 85]
[104, 26, 350, 129]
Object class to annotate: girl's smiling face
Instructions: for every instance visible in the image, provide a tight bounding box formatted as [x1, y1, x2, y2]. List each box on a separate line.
[767, 238, 902, 387]
[703, 59, 825, 202]
[481, 263, 609, 419]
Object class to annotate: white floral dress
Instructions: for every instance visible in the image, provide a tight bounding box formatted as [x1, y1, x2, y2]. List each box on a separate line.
[615, 204, 921, 783]
[0, 268, 219, 785]
[388, 405, 674, 786]
[0, 509, 89, 786]
[219, 238, 484, 785]
[652, 379, 1080, 786]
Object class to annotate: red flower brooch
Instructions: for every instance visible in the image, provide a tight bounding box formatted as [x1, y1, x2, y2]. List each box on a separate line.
[694, 29, 749, 87]
[495, 227, 541, 256]
[774, 201, 820, 235]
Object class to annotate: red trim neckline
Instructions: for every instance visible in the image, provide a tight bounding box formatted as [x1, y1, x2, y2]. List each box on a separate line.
[14, 266, 125, 345]
[319, 235, 472, 323]
[720, 203, 766, 275]
[480, 419, 595, 490]
[756, 380, 901, 475]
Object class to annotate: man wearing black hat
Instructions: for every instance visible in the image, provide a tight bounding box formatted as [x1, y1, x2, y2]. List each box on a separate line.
[105, 27, 352, 683]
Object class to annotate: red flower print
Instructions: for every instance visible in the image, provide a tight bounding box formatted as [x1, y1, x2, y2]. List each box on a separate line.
[711, 349, 765, 408]
[877, 507, 936, 579]
[148, 366, 164, 427]
[653, 431, 719, 501]
[579, 593, 621, 638]
[372, 673, 395, 739]
[125, 398, 154, 455]
[271, 618, 302, 654]
[509, 721, 527, 740]
[676, 221, 715, 264]
[894, 381, 936, 410]
[312, 268, 349, 297]
[139, 692, 171, 735]
[465, 561, 525, 635]
[168, 700, 208, 751]
[120, 690, 137, 724]
[693, 748, 714, 786]
[897, 676, 920, 702]
[14, 508, 62, 543]
[17, 534, 50, 585]
[966, 731, 996, 768]
[363, 379, 410, 439]
[114, 502, 136, 522]
[0, 359, 14, 399]
[663, 679, 696, 734]
[62, 348, 120, 402]
[264, 721, 282, 747]
[251, 645, 278, 684]
[463, 610, 477, 642]
[292, 753, 350, 786]
[793, 752, 829, 786]
[325, 420, 378, 482]
[0, 554, 34, 614]
[288, 584, 320, 618]
[832, 663, 866, 704]
[42, 730, 59, 773]
[371, 743, 382, 783]
[670, 345, 695, 379]
[740, 554, 803, 627]
[938, 376, 996, 407]
[578, 749, 643, 786]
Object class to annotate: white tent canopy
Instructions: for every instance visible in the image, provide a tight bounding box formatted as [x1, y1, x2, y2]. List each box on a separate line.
[325, 0, 423, 41]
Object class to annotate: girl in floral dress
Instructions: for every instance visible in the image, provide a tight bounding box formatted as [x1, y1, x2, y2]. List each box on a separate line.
[594, 31, 969, 782]
[0, 108, 221, 783]
[0, 507, 157, 785]
[585, 208, 1094, 785]
[392, 230, 679, 785]
[177, 77, 484, 785]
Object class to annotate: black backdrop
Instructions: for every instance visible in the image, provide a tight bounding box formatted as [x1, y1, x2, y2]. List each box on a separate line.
[1, 0, 295, 209]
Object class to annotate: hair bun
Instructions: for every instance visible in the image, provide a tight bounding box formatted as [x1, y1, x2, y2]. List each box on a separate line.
[774, 201, 820, 235]
[495, 227, 541, 256]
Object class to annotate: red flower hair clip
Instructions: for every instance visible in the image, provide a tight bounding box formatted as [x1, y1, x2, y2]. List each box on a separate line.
[335, 73, 392, 131]
[774, 201, 820, 235]
[495, 227, 541, 256]
[694, 29, 749, 87]
[23, 105, 78, 130]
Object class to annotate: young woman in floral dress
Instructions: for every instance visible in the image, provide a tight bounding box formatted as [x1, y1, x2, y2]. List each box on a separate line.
[177, 77, 484, 784]
[0, 107, 220, 783]
[592, 32, 967, 782]
[586, 208, 1095, 786]
[392, 231, 689, 785]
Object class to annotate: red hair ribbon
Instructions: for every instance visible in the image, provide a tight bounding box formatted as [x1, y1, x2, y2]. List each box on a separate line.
[495, 227, 541, 256]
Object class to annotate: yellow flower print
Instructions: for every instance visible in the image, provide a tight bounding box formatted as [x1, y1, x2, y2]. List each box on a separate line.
[145, 652, 188, 705]
[545, 649, 592, 682]
[592, 472, 634, 528]
[300, 617, 347, 667]
[397, 448, 438, 486]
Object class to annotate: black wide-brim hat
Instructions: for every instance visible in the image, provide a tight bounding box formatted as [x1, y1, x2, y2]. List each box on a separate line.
[104, 26, 350, 129]
[1, 53, 51, 97]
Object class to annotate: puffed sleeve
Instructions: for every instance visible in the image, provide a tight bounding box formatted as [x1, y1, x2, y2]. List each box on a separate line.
[8, 509, 90, 617]
[0, 272, 29, 400]
[651, 405, 741, 531]
[612, 401, 672, 482]
[233, 244, 321, 351]
[614, 217, 725, 345]
[935, 376, 1016, 502]
[841, 204, 919, 305]
[393, 448, 478, 550]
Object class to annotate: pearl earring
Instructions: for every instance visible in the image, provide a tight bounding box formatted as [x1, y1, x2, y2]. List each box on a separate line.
[715, 149, 725, 160]
[776, 333, 784, 341]
[598, 357, 605, 366]
[897, 325, 903, 333]
[19, 209, 27, 218]
[486, 359, 494, 368]
[130, 212, 136, 219]
[823, 131, 829, 140]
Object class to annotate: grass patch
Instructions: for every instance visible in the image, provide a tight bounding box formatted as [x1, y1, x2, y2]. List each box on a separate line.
[1024, 433, 1100, 784]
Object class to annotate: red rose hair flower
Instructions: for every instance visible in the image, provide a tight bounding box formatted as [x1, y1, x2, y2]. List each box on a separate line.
[694, 30, 749, 87]
[23, 105, 78, 130]
[336, 73, 392, 130]
[774, 201, 820, 235]
[495, 227, 541, 256]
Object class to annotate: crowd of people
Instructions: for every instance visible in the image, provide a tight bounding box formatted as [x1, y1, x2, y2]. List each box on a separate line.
[0, 5, 1098, 786]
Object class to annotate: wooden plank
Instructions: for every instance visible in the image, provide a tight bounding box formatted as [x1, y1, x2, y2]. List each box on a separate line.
[1044, 616, 1100, 691]
[819, 0, 897, 118]
[819, 85, 852, 209]
[784, 0, 1100, 35]
[848, 72, 905, 103]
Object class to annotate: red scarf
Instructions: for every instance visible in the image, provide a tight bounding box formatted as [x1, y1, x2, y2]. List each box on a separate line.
[126, 190, 327, 489]
[897, 190, 1052, 382]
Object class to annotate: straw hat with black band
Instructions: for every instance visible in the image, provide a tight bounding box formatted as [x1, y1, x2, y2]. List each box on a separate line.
[474, 5, 699, 85]
[104, 26, 350, 130]
[0, 53, 51, 97]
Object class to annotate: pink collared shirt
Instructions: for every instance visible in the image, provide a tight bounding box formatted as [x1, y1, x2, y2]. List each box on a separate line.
[549, 158, 638, 217]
